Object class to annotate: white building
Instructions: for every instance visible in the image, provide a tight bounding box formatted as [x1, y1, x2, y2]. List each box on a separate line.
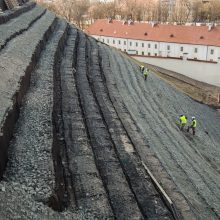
[86, 19, 220, 63]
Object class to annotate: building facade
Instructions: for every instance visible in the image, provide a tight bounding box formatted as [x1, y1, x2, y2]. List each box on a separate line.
[87, 19, 220, 62]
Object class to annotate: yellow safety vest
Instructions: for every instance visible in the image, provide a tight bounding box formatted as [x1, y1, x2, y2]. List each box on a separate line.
[179, 115, 187, 124]
[192, 119, 197, 128]
[144, 70, 148, 76]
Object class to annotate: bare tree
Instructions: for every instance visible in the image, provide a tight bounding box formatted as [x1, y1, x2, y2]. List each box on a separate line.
[172, 0, 192, 23]
[37, 0, 220, 25]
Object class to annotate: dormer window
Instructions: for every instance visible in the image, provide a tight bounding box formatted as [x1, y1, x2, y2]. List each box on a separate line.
[100, 29, 103, 32]
[144, 32, 148, 36]
[200, 36, 204, 39]
[170, 34, 174, 37]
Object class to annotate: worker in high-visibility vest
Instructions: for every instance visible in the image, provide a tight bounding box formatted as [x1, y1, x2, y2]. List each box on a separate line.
[179, 115, 187, 131]
[187, 116, 197, 135]
[143, 68, 149, 81]
[140, 65, 145, 73]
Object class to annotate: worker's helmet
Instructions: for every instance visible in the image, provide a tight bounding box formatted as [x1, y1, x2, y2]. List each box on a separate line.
[192, 116, 195, 120]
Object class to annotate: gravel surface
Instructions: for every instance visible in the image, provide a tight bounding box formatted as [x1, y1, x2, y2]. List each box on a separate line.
[87, 37, 173, 219]
[1, 18, 64, 219]
[0, 5, 46, 51]
[0, 2, 36, 25]
[60, 28, 113, 218]
[2, 7, 219, 219]
[102, 45, 220, 219]
[0, 18, 101, 220]
[0, 10, 56, 125]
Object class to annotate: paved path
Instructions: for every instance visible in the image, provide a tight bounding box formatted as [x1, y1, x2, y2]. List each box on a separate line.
[134, 56, 220, 87]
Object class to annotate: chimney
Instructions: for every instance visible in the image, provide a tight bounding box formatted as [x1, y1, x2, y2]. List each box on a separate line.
[128, 19, 134, 25]
[108, 18, 113, 23]
[208, 23, 214, 31]
[151, 22, 157, 27]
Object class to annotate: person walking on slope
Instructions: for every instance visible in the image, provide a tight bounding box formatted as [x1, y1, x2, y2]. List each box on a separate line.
[179, 114, 187, 131]
[143, 68, 149, 81]
[187, 116, 197, 135]
[140, 65, 145, 73]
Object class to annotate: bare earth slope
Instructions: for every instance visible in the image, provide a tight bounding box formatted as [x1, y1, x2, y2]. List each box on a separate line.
[0, 4, 219, 220]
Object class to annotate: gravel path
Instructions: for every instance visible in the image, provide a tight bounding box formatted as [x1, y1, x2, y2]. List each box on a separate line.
[102, 45, 220, 219]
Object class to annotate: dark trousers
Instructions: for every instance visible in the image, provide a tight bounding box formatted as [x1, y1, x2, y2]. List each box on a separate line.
[180, 123, 186, 131]
[144, 75, 148, 81]
[187, 126, 195, 135]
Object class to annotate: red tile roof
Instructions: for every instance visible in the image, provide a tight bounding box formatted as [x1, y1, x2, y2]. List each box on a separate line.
[86, 19, 220, 47]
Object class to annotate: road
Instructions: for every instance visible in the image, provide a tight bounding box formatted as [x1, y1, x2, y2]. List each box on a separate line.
[135, 56, 220, 87]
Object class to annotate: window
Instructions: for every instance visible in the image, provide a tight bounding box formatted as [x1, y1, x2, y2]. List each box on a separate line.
[155, 44, 157, 49]
[118, 40, 121, 44]
[124, 41, 126, 45]
[148, 43, 151, 48]
[194, 48, 198, 53]
[136, 42, 138, 47]
[107, 39, 109, 43]
[180, 46, 183, 51]
[142, 51, 144, 55]
[113, 40, 115, 44]
[124, 49, 126, 52]
[155, 53, 157, 56]
[148, 52, 151, 56]
[211, 49, 214, 55]
[102, 39, 105, 42]
[167, 45, 170, 50]
[130, 42, 132, 46]
[142, 43, 144, 47]
[136, 51, 138, 55]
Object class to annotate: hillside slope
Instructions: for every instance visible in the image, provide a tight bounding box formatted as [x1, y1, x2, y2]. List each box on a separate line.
[100, 44, 220, 219]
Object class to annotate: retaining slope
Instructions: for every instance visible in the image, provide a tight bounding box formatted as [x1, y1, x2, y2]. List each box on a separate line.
[102, 44, 220, 219]
[1, 6, 218, 220]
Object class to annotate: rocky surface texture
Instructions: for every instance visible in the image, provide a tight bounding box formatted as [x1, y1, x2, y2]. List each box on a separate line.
[0, 1, 36, 25]
[101, 44, 220, 219]
[0, 3, 219, 220]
